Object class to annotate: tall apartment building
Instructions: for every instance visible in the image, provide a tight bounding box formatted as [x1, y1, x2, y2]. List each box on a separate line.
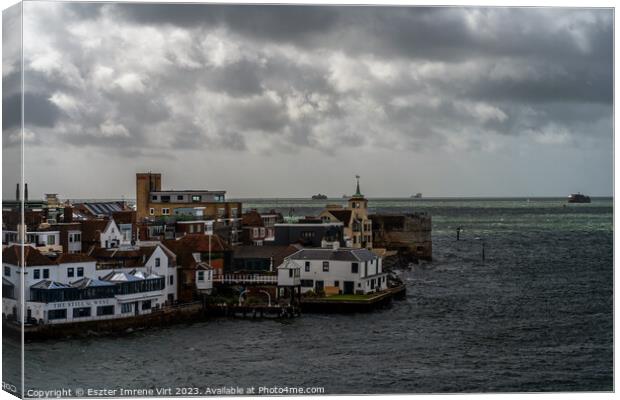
[135, 173, 242, 243]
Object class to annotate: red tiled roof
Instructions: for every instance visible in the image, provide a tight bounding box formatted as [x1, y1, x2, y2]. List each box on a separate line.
[80, 219, 110, 243]
[163, 234, 230, 268]
[111, 210, 136, 224]
[241, 211, 264, 227]
[55, 253, 96, 264]
[88, 246, 157, 269]
[164, 233, 231, 253]
[327, 210, 353, 227]
[2, 245, 57, 266]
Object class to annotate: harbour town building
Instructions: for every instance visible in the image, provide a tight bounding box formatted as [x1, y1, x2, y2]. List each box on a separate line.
[280, 245, 387, 295]
[319, 177, 372, 249]
[272, 221, 345, 248]
[2, 242, 177, 325]
[135, 173, 242, 245]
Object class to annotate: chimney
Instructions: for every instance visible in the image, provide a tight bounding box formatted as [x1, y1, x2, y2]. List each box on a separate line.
[25, 183, 28, 201]
[64, 206, 73, 223]
[16, 183, 19, 201]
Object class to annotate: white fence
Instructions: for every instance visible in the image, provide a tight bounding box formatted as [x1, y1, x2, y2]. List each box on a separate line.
[213, 274, 278, 284]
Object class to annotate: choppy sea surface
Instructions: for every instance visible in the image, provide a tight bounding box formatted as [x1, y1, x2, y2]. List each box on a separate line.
[3, 197, 613, 394]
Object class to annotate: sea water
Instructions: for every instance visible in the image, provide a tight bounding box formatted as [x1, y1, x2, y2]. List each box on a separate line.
[4, 197, 613, 393]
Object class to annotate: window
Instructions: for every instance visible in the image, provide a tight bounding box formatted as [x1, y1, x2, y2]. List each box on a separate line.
[351, 262, 359, 274]
[189, 225, 195, 233]
[97, 305, 115, 316]
[364, 262, 368, 277]
[73, 307, 91, 318]
[162, 208, 170, 215]
[43, 269, 50, 279]
[47, 236, 55, 245]
[177, 195, 183, 201]
[301, 231, 315, 239]
[142, 300, 152, 310]
[67, 268, 74, 278]
[322, 261, 329, 272]
[69, 233, 81, 243]
[3, 267, 9, 277]
[149, 208, 155, 215]
[192, 195, 201, 202]
[77, 267, 84, 277]
[260, 227, 266, 236]
[152, 195, 158, 201]
[121, 303, 132, 313]
[161, 196, 170, 203]
[197, 224, 202, 232]
[33, 269, 40, 280]
[253, 228, 259, 237]
[300, 279, 314, 287]
[169, 275, 174, 285]
[305, 261, 310, 272]
[155, 258, 161, 267]
[197, 271, 205, 281]
[334, 280, 340, 287]
[289, 269, 294, 278]
[48, 309, 67, 320]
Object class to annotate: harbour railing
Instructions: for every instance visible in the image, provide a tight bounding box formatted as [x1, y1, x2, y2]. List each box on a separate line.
[213, 274, 278, 285]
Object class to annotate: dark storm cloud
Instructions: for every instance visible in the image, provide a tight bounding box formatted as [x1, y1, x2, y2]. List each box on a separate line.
[19, 2, 613, 158]
[117, 4, 340, 45]
[114, 5, 613, 65]
[2, 92, 61, 131]
[24, 93, 62, 127]
[207, 59, 264, 97]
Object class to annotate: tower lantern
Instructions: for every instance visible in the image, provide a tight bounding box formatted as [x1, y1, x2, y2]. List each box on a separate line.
[348, 175, 368, 213]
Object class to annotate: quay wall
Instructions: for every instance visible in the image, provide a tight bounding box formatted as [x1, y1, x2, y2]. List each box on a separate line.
[300, 285, 406, 313]
[5, 302, 205, 341]
[371, 213, 432, 260]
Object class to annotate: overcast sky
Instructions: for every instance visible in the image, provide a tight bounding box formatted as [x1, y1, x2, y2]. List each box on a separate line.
[2, 2, 613, 199]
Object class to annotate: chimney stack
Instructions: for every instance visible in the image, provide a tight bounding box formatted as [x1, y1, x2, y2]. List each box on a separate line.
[25, 183, 28, 201]
[16, 183, 19, 201]
[64, 206, 73, 223]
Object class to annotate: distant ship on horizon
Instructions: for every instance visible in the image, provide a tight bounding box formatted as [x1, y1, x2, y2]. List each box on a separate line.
[411, 193, 423, 199]
[568, 193, 591, 203]
[311, 193, 328, 200]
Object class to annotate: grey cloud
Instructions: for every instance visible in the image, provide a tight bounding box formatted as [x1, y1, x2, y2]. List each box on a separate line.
[3, 92, 61, 131]
[116, 4, 339, 45]
[207, 60, 264, 97]
[215, 131, 247, 151]
[15, 3, 613, 160]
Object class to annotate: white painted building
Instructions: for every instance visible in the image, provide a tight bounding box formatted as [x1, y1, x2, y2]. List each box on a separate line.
[100, 220, 125, 248]
[281, 247, 388, 295]
[2, 243, 177, 325]
[3, 229, 62, 253]
[195, 262, 213, 294]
